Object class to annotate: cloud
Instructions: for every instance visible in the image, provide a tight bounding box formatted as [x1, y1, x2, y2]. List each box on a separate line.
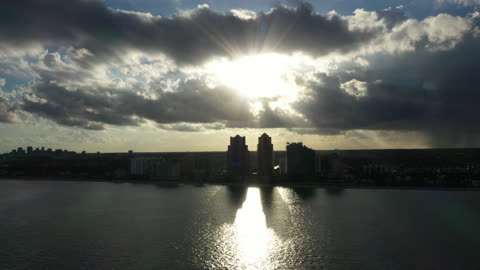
[340, 79, 367, 97]
[296, 73, 429, 131]
[230, 9, 257, 20]
[20, 73, 314, 131]
[0, 96, 17, 123]
[0, 0, 381, 65]
[21, 79, 255, 130]
[295, 31, 480, 147]
[3, 1, 480, 149]
[158, 122, 226, 132]
[334, 10, 476, 56]
[423, 14, 471, 51]
[0, 78, 17, 123]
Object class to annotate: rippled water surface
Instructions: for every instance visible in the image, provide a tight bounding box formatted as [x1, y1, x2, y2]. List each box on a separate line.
[1, 180, 480, 269]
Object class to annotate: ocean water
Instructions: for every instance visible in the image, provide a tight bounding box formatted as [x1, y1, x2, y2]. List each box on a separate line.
[0, 180, 479, 270]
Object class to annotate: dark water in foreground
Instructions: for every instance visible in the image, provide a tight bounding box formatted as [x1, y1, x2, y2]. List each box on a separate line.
[1, 180, 480, 270]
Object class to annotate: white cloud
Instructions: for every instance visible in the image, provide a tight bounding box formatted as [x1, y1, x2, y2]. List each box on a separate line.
[424, 14, 471, 51]
[348, 8, 386, 32]
[336, 11, 475, 58]
[341, 79, 368, 97]
[354, 57, 369, 67]
[230, 9, 256, 20]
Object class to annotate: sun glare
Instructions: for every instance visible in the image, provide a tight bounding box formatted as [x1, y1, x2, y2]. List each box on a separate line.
[233, 187, 279, 269]
[207, 54, 297, 99]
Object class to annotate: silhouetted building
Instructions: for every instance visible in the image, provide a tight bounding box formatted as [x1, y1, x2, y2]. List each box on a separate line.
[227, 135, 250, 178]
[130, 157, 179, 180]
[286, 142, 315, 178]
[257, 133, 273, 180]
[177, 152, 225, 181]
[323, 153, 347, 180]
[130, 157, 144, 176]
[27, 146, 33, 154]
[17, 147, 25, 155]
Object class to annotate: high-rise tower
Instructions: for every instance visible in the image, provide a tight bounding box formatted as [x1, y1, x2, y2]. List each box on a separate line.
[257, 133, 273, 180]
[227, 135, 249, 178]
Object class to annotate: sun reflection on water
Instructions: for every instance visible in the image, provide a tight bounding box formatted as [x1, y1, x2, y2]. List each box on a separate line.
[233, 187, 277, 269]
[195, 187, 284, 269]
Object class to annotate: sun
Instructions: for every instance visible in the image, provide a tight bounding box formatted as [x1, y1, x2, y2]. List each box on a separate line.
[206, 53, 296, 99]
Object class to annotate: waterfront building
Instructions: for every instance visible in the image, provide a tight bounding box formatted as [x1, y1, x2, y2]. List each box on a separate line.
[257, 133, 273, 180]
[227, 135, 250, 178]
[130, 157, 179, 180]
[130, 157, 145, 176]
[286, 142, 315, 178]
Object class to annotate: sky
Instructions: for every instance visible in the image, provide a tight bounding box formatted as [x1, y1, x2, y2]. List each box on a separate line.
[1, 0, 480, 153]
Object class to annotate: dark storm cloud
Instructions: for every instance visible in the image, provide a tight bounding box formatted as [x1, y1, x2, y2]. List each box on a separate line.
[0, 0, 379, 64]
[32, 52, 96, 83]
[22, 79, 253, 130]
[21, 78, 311, 131]
[256, 106, 303, 128]
[296, 74, 429, 131]
[241, 98, 310, 129]
[296, 32, 480, 147]
[370, 36, 480, 147]
[22, 83, 138, 130]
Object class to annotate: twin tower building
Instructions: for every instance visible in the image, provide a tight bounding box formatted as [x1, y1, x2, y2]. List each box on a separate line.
[227, 133, 273, 180]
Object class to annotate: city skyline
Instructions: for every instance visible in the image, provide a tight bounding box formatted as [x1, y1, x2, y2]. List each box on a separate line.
[3, 132, 480, 189]
[1, 133, 321, 155]
[6, 136, 480, 155]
